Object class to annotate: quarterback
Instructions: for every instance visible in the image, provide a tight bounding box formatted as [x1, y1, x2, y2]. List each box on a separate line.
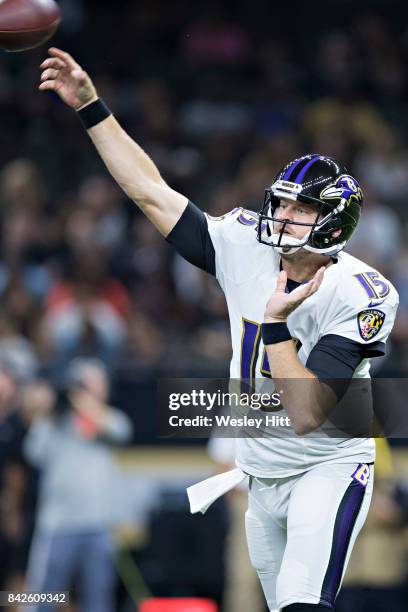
[39, 49, 399, 611]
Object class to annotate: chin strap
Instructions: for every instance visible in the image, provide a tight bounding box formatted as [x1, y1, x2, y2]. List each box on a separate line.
[303, 240, 346, 256]
[271, 242, 301, 255]
[268, 227, 346, 257]
[270, 232, 309, 255]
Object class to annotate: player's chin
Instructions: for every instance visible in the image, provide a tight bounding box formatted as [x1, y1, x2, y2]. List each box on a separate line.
[280, 247, 299, 258]
[280, 245, 311, 260]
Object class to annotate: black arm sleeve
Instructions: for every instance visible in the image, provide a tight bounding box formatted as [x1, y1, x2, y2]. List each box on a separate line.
[306, 334, 385, 399]
[166, 201, 216, 275]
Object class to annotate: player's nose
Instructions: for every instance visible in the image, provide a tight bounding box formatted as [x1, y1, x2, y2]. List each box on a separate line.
[275, 202, 295, 222]
[275, 211, 294, 224]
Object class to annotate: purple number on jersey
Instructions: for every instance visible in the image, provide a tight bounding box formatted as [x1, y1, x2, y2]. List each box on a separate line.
[240, 319, 302, 380]
[354, 272, 390, 301]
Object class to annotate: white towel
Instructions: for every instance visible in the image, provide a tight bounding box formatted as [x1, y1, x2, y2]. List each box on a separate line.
[187, 467, 248, 514]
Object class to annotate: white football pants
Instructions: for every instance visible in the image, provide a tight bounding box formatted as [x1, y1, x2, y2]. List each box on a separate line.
[245, 462, 373, 611]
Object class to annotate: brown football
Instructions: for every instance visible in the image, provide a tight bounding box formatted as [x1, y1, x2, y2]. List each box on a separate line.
[0, 0, 61, 52]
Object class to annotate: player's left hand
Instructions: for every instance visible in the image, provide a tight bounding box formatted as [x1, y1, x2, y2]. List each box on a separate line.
[264, 267, 325, 323]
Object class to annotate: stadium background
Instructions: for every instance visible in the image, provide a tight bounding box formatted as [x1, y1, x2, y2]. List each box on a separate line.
[0, 0, 408, 610]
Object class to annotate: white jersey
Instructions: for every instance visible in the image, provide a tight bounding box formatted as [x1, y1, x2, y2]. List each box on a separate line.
[206, 207, 399, 477]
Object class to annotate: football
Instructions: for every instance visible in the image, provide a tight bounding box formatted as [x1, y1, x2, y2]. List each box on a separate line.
[0, 0, 61, 52]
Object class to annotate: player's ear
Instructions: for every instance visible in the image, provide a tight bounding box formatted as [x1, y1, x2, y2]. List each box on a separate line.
[332, 229, 342, 238]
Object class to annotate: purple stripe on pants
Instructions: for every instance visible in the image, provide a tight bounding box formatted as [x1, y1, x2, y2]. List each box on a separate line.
[320, 480, 365, 606]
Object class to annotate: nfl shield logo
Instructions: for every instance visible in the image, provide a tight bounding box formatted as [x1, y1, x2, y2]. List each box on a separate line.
[358, 309, 385, 341]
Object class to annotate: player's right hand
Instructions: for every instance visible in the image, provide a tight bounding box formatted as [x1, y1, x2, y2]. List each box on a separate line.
[264, 267, 326, 323]
[39, 47, 98, 110]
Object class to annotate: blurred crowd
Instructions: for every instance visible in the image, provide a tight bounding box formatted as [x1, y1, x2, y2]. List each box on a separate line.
[0, 0, 408, 610]
[0, 0, 407, 382]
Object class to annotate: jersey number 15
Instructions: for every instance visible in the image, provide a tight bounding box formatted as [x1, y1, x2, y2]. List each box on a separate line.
[240, 318, 301, 380]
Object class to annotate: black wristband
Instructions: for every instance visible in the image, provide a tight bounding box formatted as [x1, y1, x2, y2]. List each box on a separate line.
[261, 322, 292, 345]
[77, 98, 112, 129]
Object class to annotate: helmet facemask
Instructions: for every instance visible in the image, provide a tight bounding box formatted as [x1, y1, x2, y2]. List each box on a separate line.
[258, 179, 349, 256]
